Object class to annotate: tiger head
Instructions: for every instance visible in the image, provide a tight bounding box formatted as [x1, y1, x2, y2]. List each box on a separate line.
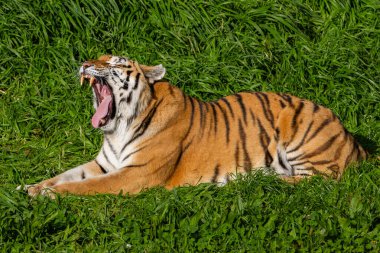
[79, 55, 166, 132]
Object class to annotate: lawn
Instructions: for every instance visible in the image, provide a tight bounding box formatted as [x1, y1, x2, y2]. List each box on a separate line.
[1, 0, 379, 251]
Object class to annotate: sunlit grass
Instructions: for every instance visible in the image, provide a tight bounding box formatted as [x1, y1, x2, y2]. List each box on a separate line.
[1, 0, 379, 251]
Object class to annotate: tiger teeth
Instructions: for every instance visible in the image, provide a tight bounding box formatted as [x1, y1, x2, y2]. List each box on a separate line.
[89, 76, 96, 86]
[80, 75, 85, 86]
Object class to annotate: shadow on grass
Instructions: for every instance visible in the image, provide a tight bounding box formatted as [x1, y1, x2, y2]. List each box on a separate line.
[354, 134, 379, 155]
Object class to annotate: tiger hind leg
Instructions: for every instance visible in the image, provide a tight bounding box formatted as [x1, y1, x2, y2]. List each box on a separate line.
[270, 146, 295, 177]
[270, 146, 330, 182]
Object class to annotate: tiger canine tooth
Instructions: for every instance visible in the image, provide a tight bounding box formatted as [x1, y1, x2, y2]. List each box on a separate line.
[89, 76, 95, 86]
[80, 75, 85, 85]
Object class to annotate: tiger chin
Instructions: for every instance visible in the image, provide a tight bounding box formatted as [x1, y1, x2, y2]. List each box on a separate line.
[22, 55, 367, 198]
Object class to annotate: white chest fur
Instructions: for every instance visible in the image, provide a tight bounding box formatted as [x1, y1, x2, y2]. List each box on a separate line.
[96, 122, 138, 171]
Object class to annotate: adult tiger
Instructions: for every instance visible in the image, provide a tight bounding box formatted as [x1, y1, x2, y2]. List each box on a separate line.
[25, 55, 367, 197]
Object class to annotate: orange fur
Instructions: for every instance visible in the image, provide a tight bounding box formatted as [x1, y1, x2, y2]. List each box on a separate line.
[25, 55, 367, 197]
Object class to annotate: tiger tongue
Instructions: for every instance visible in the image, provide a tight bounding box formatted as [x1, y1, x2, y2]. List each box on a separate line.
[92, 94, 112, 128]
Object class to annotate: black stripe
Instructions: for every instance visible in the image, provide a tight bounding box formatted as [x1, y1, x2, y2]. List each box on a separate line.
[196, 99, 205, 135]
[181, 91, 188, 111]
[279, 100, 286, 108]
[126, 70, 133, 76]
[344, 141, 359, 167]
[95, 160, 108, 174]
[173, 140, 193, 172]
[206, 103, 213, 136]
[220, 97, 235, 118]
[305, 118, 333, 144]
[132, 102, 140, 122]
[234, 142, 240, 168]
[81, 170, 86, 180]
[249, 109, 256, 125]
[133, 73, 141, 89]
[333, 133, 349, 160]
[285, 101, 305, 147]
[111, 97, 116, 120]
[292, 101, 304, 128]
[102, 148, 113, 168]
[172, 148, 184, 173]
[328, 164, 339, 171]
[204, 101, 210, 113]
[215, 102, 230, 144]
[149, 81, 157, 99]
[235, 94, 247, 125]
[327, 165, 340, 176]
[168, 85, 174, 96]
[238, 119, 252, 171]
[287, 120, 314, 153]
[277, 152, 289, 173]
[293, 167, 312, 171]
[120, 100, 162, 154]
[254, 93, 274, 129]
[121, 145, 147, 162]
[126, 92, 132, 103]
[147, 156, 180, 181]
[183, 97, 195, 140]
[293, 162, 338, 176]
[278, 94, 294, 107]
[257, 93, 275, 129]
[293, 132, 341, 161]
[134, 100, 161, 133]
[274, 127, 280, 142]
[298, 173, 313, 176]
[210, 102, 218, 135]
[289, 160, 310, 166]
[313, 103, 320, 113]
[108, 75, 118, 86]
[105, 136, 117, 157]
[211, 164, 220, 183]
[124, 163, 148, 168]
[263, 93, 275, 127]
[257, 119, 273, 166]
[122, 80, 129, 90]
[287, 154, 302, 162]
[126, 115, 135, 126]
[311, 159, 333, 165]
[112, 70, 118, 76]
[183, 138, 194, 152]
[148, 154, 182, 184]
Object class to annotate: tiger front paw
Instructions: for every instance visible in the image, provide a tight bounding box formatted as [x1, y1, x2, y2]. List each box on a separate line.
[17, 184, 57, 199]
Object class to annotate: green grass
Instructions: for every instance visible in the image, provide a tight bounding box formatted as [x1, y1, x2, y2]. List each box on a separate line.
[1, 0, 379, 251]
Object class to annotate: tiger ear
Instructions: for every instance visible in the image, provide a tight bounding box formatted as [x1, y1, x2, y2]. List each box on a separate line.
[98, 55, 112, 61]
[139, 64, 166, 84]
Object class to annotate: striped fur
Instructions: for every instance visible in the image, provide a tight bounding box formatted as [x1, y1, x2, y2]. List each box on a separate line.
[26, 55, 367, 197]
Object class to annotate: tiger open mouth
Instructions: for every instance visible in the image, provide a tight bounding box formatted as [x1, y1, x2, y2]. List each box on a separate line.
[80, 75, 115, 128]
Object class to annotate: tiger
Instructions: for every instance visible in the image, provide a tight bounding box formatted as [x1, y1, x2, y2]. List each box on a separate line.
[24, 54, 367, 197]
